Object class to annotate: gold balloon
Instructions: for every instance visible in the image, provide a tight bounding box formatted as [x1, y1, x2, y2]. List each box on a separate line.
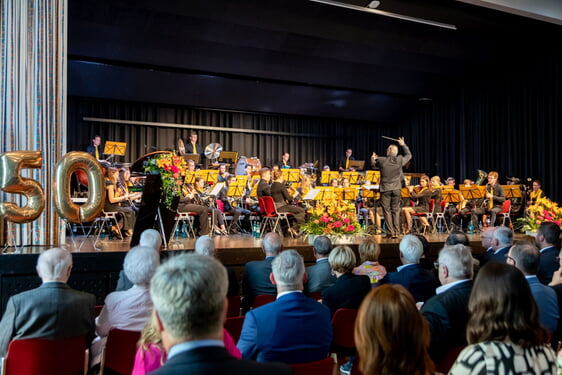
[54, 152, 104, 223]
[0, 151, 45, 223]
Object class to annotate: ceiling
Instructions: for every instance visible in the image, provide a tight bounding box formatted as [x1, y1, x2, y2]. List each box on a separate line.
[67, 0, 562, 122]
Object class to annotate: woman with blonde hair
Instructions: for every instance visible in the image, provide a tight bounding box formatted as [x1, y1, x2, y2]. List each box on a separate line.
[402, 175, 433, 232]
[355, 284, 434, 375]
[353, 237, 387, 284]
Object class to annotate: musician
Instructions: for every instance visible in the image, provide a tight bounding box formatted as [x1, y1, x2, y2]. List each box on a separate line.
[337, 148, 355, 172]
[193, 177, 228, 235]
[322, 165, 331, 172]
[402, 175, 433, 232]
[430, 176, 443, 213]
[330, 178, 339, 188]
[470, 171, 506, 228]
[218, 175, 251, 233]
[86, 135, 102, 160]
[117, 168, 139, 213]
[277, 152, 291, 169]
[257, 168, 272, 198]
[270, 170, 306, 235]
[527, 180, 543, 206]
[186, 159, 196, 172]
[446, 177, 456, 186]
[217, 164, 229, 183]
[296, 175, 314, 203]
[104, 168, 137, 238]
[184, 132, 204, 158]
[371, 137, 412, 239]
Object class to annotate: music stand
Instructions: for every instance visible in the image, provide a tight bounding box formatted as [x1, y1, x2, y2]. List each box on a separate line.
[218, 151, 238, 164]
[184, 172, 196, 185]
[182, 154, 200, 164]
[321, 171, 340, 185]
[282, 169, 301, 183]
[361, 185, 379, 198]
[235, 175, 249, 184]
[342, 172, 359, 184]
[249, 181, 259, 197]
[227, 183, 245, 198]
[209, 182, 224, 196]
[103, 141, 126, 157]
[503, 185, 522, 198]
[343, 188, 358, 201]
[316, 187, 335, 201]
[442, 189, 462, 204]
[365, 171, 380, 184]
[460, 186, 485, 200]
[401, 187, 410, 198]
[348, 160, 365, 171]
[202, 170, 219, 184]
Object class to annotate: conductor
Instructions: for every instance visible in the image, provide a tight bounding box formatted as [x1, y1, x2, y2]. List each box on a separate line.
[370, 137, 411, 239]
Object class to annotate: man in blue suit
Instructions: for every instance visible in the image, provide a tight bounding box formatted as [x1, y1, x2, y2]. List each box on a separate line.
[380, 234, 436, 302]
[507, 243, 559, 334]
[237, 250, 333, 364]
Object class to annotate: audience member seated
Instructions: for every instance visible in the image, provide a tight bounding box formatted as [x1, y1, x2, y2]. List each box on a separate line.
[379, 234, 436, 302]
[414, 234, 434, 271]
[353, 237, 387, 284]
[445, 230, 469, 246]
[148, 254, 291, 375]
[237, 250, 333, 364]
[116, 229, 162, 291]
[195, 235, 239, 297]
[322, 246, 371, 316]
[536, 222, 561, 285]
[420, 244, 474, 364]
[0, 248, 95, 357]
[91, 246, 160, 365]
[241, 232, 282, 313]
[506, 243, 559, 334]
[449, 262, 557, 374]
[476, 226, 496, 264]
[132, 310, 241, 375]
[304, 235, 336, 294]
[481, 226, 513, 265]
[355, 284, 435, 375]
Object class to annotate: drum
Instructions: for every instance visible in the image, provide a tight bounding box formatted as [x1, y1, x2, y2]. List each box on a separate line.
[234, 156, 262, 175]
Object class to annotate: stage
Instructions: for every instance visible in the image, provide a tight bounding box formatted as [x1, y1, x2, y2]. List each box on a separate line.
[0, 231, 489, 315]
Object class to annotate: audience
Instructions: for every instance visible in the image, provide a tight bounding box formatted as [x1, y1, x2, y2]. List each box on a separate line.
[353, 237, 387, 284]
[241, 232, 282, 313]
[148, 253, 290, 375]
[445, 230, 469, 246]
[506, 243, 559, 334]
[116, 229, 162, 291]
[536, 222, 561, 285]
[91, 246, 160, 365]
[449, 262, 557, 374]
[420, 245, 474, 364]
[195, 235, 239, 298]
[304, 235, 336, 294]
[355, 284, 435, 375]
[0, 248, 95, 357]
[482, 226, 513, 264]
[322, 246, 371, 316]
[237, 249, 333, 364]
[380, 234, 435, 302]
[477, 226, 496, 264]
[414, 234, 434, 271]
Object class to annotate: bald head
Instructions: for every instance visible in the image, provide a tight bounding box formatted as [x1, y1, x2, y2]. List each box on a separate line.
[262, 232, 282, 256]
[36, 248, 73, 282]
[386, 145, 398, 156]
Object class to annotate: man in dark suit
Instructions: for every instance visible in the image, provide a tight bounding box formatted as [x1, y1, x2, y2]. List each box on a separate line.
[337, 148, 355, 172]
[484, 226, 513, 264]
[370, 137, 412, 238]
[149, 253, 291, 375]
[238, 250, 333, 364]
[0, 248, 95, 357]
[305, 235, 336, 294]
[470, 171, 506, 228]
[184, 132, 204, 158]
[421, 244, 474, 364]
[380, 234, 435, 302]
[536, 222, 561, 285]
[86, 134, 102, 159]
[241, 232, 282, 313]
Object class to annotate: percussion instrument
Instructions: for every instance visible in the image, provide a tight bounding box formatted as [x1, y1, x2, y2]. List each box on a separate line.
[234, 156, 262, 175]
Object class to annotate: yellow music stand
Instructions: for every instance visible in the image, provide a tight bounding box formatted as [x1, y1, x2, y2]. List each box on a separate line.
[282, 169, 301, 183]
[104, 141, 127, 156]
[442, 189, 462, 204]
[460, 185, 485, 200]
[502, 185, 522, 198]
[365, 171, 380, 184]
[219, 151, 238, 163]
[342, 172, 359, 184]
[184, 172, 196, 185]
[227, 183, 245, 198]
[182, 154, 200, 164]
[321, 171, 340, 185]
[342, 188, 358, 201]
[348, 160, 365, 171]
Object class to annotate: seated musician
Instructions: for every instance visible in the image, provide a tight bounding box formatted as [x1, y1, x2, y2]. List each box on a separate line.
[118, 168, 139, 213]
[527, 179, 543, 206]
[470, 171, 506, 228]
[86, 135, 102, 159]
[401, 175, 433, 232]
[257, 167, 272, 198]
[178, 180, 211, 236]
[218, 175, 251, 233]
[192, 177, 228, 235]
[330, 178, 340, 188]
[337, 148, 355, 172]
[217, 164, 229, 183]
[104, 168, 138, 238]
[186, 159, 196, 172]
[430, 176, 443, 213]
[270, 170, 306, 236]
[452, 179, 475, 230]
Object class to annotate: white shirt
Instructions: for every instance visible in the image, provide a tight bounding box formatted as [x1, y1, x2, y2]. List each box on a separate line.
[435, 279, 470, 295]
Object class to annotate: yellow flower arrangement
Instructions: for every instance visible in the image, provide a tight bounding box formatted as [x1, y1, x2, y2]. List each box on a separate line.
[517, 197, 562, 232]
[144, 152, 188, 209]
[301, 198, 362, 236]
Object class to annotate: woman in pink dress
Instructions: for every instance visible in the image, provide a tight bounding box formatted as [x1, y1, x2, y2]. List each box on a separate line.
[353, 237, 387, 284]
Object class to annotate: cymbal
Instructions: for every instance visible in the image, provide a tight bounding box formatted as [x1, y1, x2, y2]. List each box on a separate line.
[204, 143, 223, 159]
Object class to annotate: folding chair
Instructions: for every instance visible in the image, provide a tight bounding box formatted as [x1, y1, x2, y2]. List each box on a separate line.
[500, 199, 512, 227]
[91, 211, 123, 240]
[412, 199, 435, 234]
[433, 200, 449, 233]
[258, 196, 294, 238]
[170, 211, 196, 241]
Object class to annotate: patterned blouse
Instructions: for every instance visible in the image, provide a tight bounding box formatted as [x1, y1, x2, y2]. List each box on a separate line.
[353, 261, 387, 284]
[449, 341, 557, 375]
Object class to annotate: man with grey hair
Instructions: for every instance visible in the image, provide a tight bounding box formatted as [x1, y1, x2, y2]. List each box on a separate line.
[305, 235, 336, 294]
[241, 232, 283, 313]
[421, 245, 474, 363]
[0, 248, 95, 357]
[380, 234, 435, 302]
[370, 136, 411, 238]
[484, 225, 513, 264]
[238, 250, 333, 364]
[195, 235, 239, 298]
[507, 243, 559, 334]
[91, 246, 160, 364]
[116, 228, 162, 291]
[149, 253, 290, 375]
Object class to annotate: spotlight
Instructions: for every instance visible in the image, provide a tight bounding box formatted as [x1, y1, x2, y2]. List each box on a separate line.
[367, 1, 380, 9]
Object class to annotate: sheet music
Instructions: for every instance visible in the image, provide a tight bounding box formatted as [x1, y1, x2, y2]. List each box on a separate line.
[303, 188, 320, 200]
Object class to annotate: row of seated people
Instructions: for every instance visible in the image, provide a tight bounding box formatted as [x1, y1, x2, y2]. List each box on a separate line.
[2, 224, 562, 374]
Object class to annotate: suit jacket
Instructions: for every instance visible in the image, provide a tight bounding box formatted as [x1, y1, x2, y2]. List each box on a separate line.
[421, 280, 473, 363]
[380, 263, 436, 302]
[305, 259, 336, 294]
[241, 257, 276, 312]
[538, 247, 559, 285]
[527, 276, 559, 333]
[184, 142, 204, 157]
[337, 156, 355, 170]
[150, 346, 291, 375]
[486, 182, 506, 208]
[86, 144, 100, 158]
[0, 282, 96, 357]
[238, 292, 333, 364]
[371, 144, 411, 192]
[487, 246, 510, 264]
[227, 267, 240, 298]
[321, 273, 371, 316]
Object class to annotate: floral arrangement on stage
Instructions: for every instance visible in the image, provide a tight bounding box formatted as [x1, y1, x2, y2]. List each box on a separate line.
[144, 152, 188, 209]
[517, 197, 562, 232]
[301, 199, 362, 236]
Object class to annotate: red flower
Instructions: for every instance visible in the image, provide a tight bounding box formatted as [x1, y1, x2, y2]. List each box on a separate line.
[334, 221, 342, 228]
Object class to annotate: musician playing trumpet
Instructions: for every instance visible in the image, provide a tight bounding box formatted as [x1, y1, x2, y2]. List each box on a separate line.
[470, 171, 505, 228]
